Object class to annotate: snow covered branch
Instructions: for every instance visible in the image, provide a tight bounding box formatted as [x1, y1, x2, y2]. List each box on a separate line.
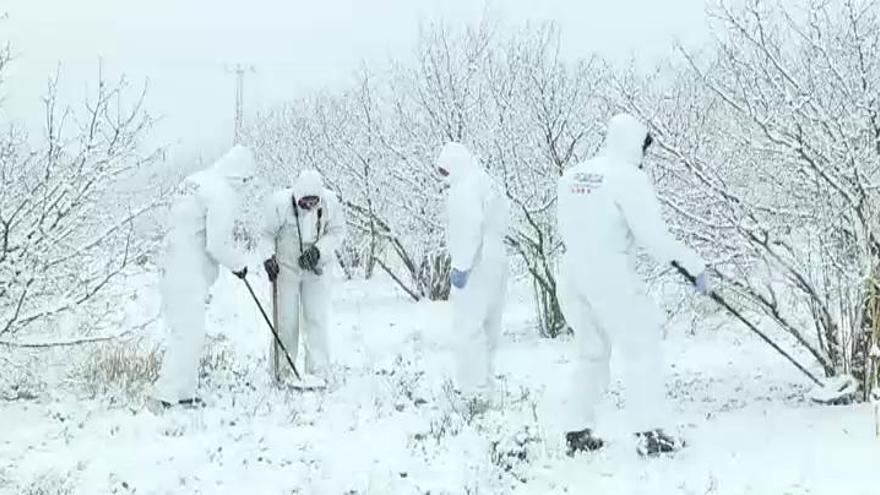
[613, 0, 880, 393]
[0, 63, 163, 339]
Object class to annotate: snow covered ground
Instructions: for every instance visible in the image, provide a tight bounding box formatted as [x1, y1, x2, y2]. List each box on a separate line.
[2, 271, 879, 494]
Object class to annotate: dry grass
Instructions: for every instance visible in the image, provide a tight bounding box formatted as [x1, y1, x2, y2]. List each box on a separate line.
[76, 338, 161, 400]
[198, 335, 236, 378]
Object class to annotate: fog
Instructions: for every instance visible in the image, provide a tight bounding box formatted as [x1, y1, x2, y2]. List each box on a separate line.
[3, 0, 708, 164]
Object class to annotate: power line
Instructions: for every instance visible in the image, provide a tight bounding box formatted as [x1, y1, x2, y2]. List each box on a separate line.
[225, 63, 255, 145]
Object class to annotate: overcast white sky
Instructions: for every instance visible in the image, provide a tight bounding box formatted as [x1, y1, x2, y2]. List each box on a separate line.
[2, 0, 709, 165]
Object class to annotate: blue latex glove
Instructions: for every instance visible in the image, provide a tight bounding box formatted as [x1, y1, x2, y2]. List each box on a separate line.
[450, 268, 470, 289]
[695, 271, 711, 296]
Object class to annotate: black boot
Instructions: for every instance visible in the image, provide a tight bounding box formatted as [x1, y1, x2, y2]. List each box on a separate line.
[635, 429, 681, 456]
[177, 397, 204, 408]
[158, 397, 204, 409]
[565, 428, 604, 456]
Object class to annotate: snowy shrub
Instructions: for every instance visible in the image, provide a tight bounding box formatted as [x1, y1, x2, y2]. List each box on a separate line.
[19, 470, 74, 495]
[484, 389, 546, 486]
[0, 352, 43, 401]
[384, 354, 428, 411]
[489, 425, 542, 484]
[413, 381, 546, 487]
[198, 334, 236, 379]
[409, 381, 469, 451]
[197, 334, 261, 399]
[0, 49, 164, 341]
[76, 338, 160, 401]
[440, 379, 487, 425]
[425, 409, 465, 444]
[868, 280, 880, 398]
[370, 352, 431, 420]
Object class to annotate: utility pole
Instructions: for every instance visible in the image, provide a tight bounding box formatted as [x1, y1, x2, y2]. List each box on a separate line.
[225, 63, 255, 145]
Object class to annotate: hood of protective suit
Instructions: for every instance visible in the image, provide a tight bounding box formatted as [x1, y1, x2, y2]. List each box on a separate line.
[602, 114, 649, 166]
[437, 142, 478, 182]
[212, 145, 256, 180]
[293, 169, 324, 198]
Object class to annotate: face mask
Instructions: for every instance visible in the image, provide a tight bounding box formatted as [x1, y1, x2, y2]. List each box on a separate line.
[640, 133, 654, 170]
[297, 195, 321, 211]
[229, 176, 252, 191]
[642, 133, 654, 154]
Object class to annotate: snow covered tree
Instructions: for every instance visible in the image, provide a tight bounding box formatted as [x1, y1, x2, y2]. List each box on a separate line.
[0, 59, 162, 340]
[614, 0, 880, 394]
[246, 23, 491, 302]
[474, 25, 607, 336]
[245, 21, 613, 336]
[246, 77, 445, 299]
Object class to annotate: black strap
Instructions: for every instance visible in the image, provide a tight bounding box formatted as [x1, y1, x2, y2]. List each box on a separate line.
[291, 192, 324, 247]
[317, 207, 323, 236]
[291, 193, 304, 256]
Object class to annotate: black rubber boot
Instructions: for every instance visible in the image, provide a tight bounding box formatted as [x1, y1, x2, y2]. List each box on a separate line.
[177, 397, 204, 407]
[159, 397, 204, 409]
[565, 428, 605, 456]
[635, 429, 682, 456]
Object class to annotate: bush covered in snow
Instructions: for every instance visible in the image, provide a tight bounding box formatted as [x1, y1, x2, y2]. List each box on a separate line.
[0, 46, 164, 342]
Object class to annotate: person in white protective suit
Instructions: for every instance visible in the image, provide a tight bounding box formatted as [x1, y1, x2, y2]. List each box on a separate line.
[261, 170, 345, 381]
[437, 143, 509, 406]
[557, 114, 710, 456]
[150, 145, 255, 409]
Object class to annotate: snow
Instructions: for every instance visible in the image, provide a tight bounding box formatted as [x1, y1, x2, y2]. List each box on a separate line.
[2, 273, 879, 494]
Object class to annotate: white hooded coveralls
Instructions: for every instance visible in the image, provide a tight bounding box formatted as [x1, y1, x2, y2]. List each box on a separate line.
[152, 145, 255, 403]
[556, 114, 705, 432]
[438, 143, 509, 397]
[262, 170, 345, 377]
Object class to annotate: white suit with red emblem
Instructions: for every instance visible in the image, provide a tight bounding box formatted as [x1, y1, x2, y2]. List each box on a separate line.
[556, 114, 706, 431]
